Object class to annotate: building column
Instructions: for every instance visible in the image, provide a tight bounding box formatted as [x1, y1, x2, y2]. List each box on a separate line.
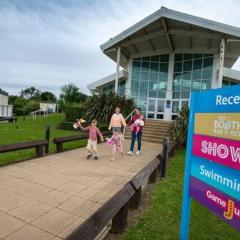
[217, 38, 225, 88]
[211, 54, 219, 89]
[165, 53, 174, 121]
[212, 39, 225, 89]
[125, 58, 132, 98]
[115, 47, 121, 93]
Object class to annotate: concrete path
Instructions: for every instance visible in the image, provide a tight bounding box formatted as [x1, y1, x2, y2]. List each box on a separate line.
[0, 140, 161, 240]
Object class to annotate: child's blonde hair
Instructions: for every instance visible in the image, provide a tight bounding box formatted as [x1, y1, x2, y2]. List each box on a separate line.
[91, 119, 97, 124]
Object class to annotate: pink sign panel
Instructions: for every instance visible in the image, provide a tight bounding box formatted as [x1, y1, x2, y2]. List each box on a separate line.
[192, 134, 240, 170]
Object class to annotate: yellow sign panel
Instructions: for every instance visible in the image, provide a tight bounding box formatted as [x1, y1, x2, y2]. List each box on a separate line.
[194, 113, 240, 140]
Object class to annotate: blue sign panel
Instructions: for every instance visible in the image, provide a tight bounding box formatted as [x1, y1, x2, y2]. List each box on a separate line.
[180, 85, 240, 239]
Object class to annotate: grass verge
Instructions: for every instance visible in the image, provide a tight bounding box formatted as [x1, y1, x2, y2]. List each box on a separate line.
[0, 114, 87, 166]
[122, 148, 240, 240]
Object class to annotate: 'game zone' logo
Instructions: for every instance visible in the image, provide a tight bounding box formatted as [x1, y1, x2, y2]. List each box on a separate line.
[206, 190, 240, 220]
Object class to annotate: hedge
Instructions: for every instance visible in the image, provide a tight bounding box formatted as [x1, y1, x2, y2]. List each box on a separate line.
[59, 121, 109, 132]
[65, 105, 85, 122]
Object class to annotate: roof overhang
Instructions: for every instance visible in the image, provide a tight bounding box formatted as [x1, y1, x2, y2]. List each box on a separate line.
[100, 7, 240, 68]
[87, 70, 128, 90]
[223, 67, 240, 83]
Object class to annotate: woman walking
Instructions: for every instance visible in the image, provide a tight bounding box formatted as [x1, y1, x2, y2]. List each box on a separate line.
[127, 108, 145, 155]
[108, 106, 126, 133]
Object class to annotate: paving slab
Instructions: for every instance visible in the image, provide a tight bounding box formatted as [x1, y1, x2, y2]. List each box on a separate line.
[0, 140, 161, 239]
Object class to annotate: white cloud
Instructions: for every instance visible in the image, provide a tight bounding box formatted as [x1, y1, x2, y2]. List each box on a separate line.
[0, 0, 240, 96]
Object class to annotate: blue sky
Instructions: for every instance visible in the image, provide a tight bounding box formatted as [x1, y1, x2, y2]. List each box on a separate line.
[1, 0, 240, 96]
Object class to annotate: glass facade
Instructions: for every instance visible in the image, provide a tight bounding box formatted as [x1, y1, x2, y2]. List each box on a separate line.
[102, 84, 114, 93]
[171, 54, 214, 120]
[131, 54, 169, 115]
[102, 80, 126, 96]
[173, 54, 213, 99]
[222, 79, 239, 87]
[118, 81, 126, 96]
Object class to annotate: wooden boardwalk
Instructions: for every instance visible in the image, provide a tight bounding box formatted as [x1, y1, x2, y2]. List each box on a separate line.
[0, 140, 161, 240]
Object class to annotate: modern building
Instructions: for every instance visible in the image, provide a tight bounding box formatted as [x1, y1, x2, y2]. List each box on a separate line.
[87, 7, 240, 121]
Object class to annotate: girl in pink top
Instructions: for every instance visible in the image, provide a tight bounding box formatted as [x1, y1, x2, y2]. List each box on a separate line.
[79, 119, 103, 160]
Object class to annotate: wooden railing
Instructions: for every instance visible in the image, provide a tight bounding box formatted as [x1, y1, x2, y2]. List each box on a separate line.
[53, 131, 112, 153]
[0, 140, 48, 158]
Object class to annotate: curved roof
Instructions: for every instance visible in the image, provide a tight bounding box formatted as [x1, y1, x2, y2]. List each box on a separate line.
[100, 7, 240, 68]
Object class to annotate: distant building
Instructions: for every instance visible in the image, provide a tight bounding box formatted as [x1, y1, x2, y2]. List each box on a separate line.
[0, 90, 8, 105]
[0, 90, 13, 118]
[87, 7, 240, 120]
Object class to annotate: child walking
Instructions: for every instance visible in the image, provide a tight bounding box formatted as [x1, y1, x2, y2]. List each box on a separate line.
[107, 129, 123, 161]
[79, 119, 103, 160]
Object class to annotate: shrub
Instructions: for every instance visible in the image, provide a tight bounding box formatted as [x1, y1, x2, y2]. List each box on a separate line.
[59, 121, 109, 132]
[65, 104, 85, 122]
[98, 123, 109, 131]
[14, 108, 29, 116]
[84, 91, 135, 123]
[59, 121, 75, 130]
[172, 106, 189, 146]
[27, 101, 40, 113]
[12, 97, 28, 115]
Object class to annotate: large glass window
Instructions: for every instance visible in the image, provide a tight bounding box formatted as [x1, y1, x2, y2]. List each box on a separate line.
[118, 80, 126, 96]
[222, 80, 239, 87]
[172, 54, 213, 119]
[101, 80, 126, 96]
[131, 54, 169, 115]
[102, 84, 114, 94]
[173, 54, 213, 100]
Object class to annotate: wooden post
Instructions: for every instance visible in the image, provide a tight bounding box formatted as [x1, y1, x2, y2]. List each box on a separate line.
[45, 125, 50, 154]
[161, 137, 169, 178]
[115, 47, 121, 94]
[35, 145, 44, 158]
[111, 203, 128, 234]
[129, 187, 141, 209]
[149, 168, 158, 183]
[56, 142, 63, 153]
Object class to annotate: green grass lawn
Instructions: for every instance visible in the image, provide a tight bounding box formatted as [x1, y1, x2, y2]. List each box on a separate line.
[123, 149, 240, 240]
[0, 114, 87, 166]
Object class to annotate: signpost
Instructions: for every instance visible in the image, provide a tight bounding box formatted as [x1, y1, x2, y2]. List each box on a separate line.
[180, 85, 240, 239]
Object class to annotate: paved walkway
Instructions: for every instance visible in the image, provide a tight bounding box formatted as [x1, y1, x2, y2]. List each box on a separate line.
[0, 140, 161, 240]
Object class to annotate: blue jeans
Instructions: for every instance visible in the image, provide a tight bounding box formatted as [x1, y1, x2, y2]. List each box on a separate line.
[130, 131, 142, 152]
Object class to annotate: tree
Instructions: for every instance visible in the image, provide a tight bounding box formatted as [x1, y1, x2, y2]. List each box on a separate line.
[60, 83, 87, 104]
[0, 88, 8, 95]
[20, 86, 41, 100]
[10, 96, 29, 115]
[40, 91, 57, 102]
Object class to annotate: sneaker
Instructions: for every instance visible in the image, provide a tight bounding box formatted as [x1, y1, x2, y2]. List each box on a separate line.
[127, 151, 133, 155]
[136, 151, 140, 155]
[94, 156, 99, 160]
[86, 154, 92, 159]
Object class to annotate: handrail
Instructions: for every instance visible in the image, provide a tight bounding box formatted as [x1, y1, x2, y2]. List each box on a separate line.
[125, 109, 135, 122]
